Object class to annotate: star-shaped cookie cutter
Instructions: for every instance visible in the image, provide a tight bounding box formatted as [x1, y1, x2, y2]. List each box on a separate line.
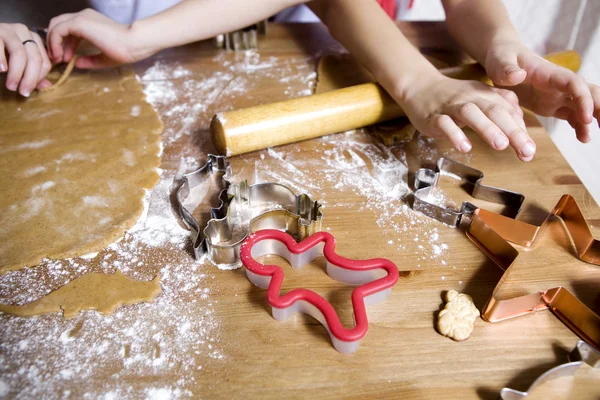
[176, 155, 323, 268]
[500, 340, 600, 399]
[413, 158, 525, 227]
[467, 194, 600, 350]
[240, 229, 399, 353]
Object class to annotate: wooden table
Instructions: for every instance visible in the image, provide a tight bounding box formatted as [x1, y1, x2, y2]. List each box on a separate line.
[4, 22, 600, 399]
[134, 22, 599, 399]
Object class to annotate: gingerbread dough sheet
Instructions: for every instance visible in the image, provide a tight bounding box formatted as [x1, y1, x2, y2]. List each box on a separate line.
[315, 54, 448, 145]
[0, 67, 163, 272]
[0, 270, 161, 318]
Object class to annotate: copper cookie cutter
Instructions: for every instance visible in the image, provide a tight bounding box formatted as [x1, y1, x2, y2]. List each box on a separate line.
[413, 158, 524, 227]
[176, 155, 322, 269]
[467, 194, 600, 350]
[500, 340, 600, 399]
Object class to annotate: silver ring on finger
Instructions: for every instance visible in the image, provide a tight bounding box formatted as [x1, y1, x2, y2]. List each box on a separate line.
[22, 39, 37, 46]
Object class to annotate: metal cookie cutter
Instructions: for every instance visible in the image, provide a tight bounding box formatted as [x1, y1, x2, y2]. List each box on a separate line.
[467, 194, 600, 350]
[240, 229, 399, 354]
[500, 340, 600, 399]
[176, 154, 231, 259]
[214, 20, 268, 51]
[413, 158, 525, 227]
[175, 155, 322, 269]
[203, 181, 322, 268]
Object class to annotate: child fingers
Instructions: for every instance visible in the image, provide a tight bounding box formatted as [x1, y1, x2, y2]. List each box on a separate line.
[47, 13, 74, 61]
[483, 102, 536, 161]
[487, 50, 527, 86]
[567, 114, 591, 143]
[62, 36, 80, 62]
[0, 40, 6, 72]
[549, 68, 593, 125]
[447, 102, 509, 151]
[555, 107, 572, 121]
[490, 87, 523, 116]
[590, 84, 600, 127]
[47, 16, 81, 64]
[428, 114, 472, 153]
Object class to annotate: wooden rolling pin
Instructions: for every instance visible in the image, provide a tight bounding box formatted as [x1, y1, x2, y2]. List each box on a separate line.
[211, 51, 581, 156]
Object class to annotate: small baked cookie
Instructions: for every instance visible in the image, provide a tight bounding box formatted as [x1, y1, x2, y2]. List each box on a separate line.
[437, 290, 480, 341]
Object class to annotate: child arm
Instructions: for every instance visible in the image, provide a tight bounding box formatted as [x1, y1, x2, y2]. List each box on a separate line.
[442, 0, 599, 142]
[46, 0, 304, 68]
[311, 0, 534, 160]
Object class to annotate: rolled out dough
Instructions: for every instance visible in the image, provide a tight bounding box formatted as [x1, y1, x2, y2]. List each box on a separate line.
[0, 270, 161, 318]
[0, 66, 163, 272]
[315, 54, 447, 145]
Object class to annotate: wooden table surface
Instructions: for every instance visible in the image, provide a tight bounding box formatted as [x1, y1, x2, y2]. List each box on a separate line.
[4, 22, 600, 399]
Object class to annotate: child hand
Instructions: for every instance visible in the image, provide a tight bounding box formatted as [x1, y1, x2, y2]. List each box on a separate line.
[484, 40, 599, 143]
[398, 74, 536, 161]
[47, 9, 150, 69]
[0, 23, 53, 96]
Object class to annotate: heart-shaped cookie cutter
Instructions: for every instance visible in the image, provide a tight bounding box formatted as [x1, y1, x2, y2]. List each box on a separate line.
[240, 229, 399, 353]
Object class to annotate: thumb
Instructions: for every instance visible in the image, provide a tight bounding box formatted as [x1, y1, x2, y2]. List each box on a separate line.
[486, 49, 527, 86]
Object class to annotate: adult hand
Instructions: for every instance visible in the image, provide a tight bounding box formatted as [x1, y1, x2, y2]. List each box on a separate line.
[0, 23, 52, 96]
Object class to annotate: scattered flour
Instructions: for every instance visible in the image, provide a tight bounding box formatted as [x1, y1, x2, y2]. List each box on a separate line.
[131, 105, 141, 117]
[20, 165, 47, 178]
[0, 50, 470, 398]
[0, 169, 222, 398]
[239, 129, 469, 269]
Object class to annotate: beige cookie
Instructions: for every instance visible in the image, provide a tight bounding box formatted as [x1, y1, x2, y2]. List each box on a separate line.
[437, 290, 480, 341]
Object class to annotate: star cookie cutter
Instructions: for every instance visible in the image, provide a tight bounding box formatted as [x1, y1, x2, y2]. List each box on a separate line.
[176, 155, 323, 268]
[240, 229, 399, 353]
[500, 340, 600, 399]
[467, 194, 600, 350]
[413, 158, 525, 227]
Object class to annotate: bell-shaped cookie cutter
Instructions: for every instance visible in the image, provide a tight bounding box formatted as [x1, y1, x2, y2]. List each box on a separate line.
[175, 155, 323, 268]
[467, 194, 600, 351]
[413, 158, 525, 227]
[500, 340, 600, 399]
[240, 229, 399, 353]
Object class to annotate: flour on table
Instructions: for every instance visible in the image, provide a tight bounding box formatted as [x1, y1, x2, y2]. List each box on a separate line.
[1, 50, 469, 398]
[141, 52, 317, 147]
[235, 127, 469, 270]
[0, 168, 222, 398]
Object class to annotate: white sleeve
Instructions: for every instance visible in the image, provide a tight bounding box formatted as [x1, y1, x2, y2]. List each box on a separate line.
[89, 0, 184, 24]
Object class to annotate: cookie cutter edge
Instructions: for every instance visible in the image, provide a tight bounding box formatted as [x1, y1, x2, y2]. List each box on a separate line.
[413, 158, 525, 227]
[466, 194, 600, 351]
[240, 229, 399, 354]
[499, 340, 600, 399]
[175, 155, 323, 269]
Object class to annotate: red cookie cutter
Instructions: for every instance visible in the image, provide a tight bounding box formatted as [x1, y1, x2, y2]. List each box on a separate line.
[240, 229, 399, 353]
